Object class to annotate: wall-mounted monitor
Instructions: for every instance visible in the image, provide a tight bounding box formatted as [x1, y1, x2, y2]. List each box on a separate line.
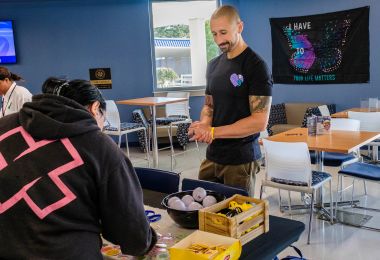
[0, 20, 16, 64]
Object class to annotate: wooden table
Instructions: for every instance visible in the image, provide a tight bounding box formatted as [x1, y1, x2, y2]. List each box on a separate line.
[117, 97, 188, 168]
[102, 206, 305, 260]
[267, 127, 380, 154]
[331, 107, 380, 118]
[266, 127, 380, 217]
[102, 189, 305, 260]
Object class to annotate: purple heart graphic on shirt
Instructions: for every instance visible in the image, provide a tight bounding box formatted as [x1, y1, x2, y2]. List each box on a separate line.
[230, 73, 244, 87]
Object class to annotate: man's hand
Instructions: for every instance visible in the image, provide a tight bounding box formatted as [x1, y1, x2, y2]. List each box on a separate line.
[188, 121, 213, 144]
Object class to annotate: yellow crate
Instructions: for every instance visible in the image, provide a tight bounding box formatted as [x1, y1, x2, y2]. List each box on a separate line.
[199, 194, 269, 245]
[169, 230, 241, 260]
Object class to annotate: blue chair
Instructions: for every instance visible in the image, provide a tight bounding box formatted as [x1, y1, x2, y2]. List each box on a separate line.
[132, 109, 151, 154]
[134, 167, 180, 194]
[337, 162, 380, 212]
[310, 152, 358, 167]
[181, 178, 249, 198]
[310, 118, 361, 167]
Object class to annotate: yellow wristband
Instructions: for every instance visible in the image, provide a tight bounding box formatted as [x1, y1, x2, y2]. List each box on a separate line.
[211, 127, 215, 140]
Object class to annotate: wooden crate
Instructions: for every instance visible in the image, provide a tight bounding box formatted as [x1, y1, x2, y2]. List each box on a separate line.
[198, 194, 269, 245]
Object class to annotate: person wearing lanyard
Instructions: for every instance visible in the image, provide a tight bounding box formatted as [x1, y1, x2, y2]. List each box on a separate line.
[0, 66, 32, 118]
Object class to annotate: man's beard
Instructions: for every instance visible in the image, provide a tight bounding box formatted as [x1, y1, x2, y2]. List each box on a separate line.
[218, 40, 237, 53]
[218, 42, 231, 53]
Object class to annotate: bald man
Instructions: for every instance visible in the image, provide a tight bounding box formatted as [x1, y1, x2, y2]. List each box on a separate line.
[189, 5, 273, 195]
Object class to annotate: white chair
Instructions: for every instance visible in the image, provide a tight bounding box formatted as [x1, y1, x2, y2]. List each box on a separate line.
[103, 100, 150, 164]
[166, 91, 191, 119]
[318, 105, 331, 116]
[348, 111, 380, 161]
[260, 139, 333, 244]
[348, 111, 380, 132]
[337, 162, 380, 214]
[329, 118, 361, 166]
[331, 118, 360, 131]
[310, 118, 361, 168]
[329, 118, 366, 199]
[156, 92, 200, 170]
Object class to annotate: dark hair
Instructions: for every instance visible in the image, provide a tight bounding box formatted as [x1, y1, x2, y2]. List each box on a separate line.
[0, 66, 23, 81]
[42, 77, 106, 112]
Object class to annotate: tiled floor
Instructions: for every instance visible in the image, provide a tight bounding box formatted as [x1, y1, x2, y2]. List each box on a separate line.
[126, 142, 380, 260]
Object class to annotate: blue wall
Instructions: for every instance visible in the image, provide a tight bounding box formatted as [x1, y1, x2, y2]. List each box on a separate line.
[1, 0, 378, 134]
[0, 0, 154, 123]
[232, 0, 378, 111]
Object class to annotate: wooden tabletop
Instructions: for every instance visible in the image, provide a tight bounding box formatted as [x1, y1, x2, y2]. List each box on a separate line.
[331, 107, 380, 118]
[266, 127, 380, 153]
[102, 205, 193, 259]
[116, 97, 188, 106]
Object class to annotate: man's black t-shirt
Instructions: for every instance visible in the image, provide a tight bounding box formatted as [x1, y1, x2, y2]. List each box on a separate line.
[205, 47, 272, 165]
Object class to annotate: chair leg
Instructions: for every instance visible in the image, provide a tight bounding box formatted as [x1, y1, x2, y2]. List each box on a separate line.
[336, 175, 341, 218]
[125, 134, 130, 157]
[147, 125, 152, 153]
[167, 125, 175, 171]
[259, 185, 264, 199]
[117, 135, 122, 148]
[351, 179, 355, 207]
[307, 192, 315, 245]
[339, 175, 343, 202]
[373, 146, 379, 162]
[143, 128, 150, 167]
[329, 179, 333, 224]
[288, 191, 292, 215]
[278, 189, 283, 212]
[363, 180, 367, 195]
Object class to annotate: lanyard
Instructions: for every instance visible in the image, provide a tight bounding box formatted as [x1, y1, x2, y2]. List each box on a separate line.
[1, 85, 17, 117]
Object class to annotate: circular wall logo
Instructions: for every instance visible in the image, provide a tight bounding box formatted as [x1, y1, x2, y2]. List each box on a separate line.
[95, 69, 106, 79]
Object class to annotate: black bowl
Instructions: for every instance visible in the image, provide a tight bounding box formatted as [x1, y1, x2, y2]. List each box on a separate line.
[161, 190, 226, 229]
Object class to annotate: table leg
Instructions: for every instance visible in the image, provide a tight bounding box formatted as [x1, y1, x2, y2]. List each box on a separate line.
[315, 151, 324, 206]
[151, 106, 158, 168]
[372, 145, 378, 162]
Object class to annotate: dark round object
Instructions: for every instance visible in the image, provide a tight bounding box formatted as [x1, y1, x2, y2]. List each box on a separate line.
[161, 190, 225, 229]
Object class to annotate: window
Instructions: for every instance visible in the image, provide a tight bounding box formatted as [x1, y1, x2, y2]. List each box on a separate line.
[151, 0, 219, 90]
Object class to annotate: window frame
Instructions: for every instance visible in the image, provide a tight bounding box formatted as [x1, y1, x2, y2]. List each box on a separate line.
[149, 0, 221, 92]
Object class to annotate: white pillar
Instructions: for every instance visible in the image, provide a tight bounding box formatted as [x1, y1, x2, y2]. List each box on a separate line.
[189, 18, 207, 86]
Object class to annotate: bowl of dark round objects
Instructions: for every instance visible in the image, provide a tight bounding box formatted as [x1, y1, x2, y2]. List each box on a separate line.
[161, 189, 226, 229]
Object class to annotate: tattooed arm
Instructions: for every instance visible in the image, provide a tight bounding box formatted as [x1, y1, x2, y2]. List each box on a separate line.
[199, 95, 214, 126]
[212, 95, 272, 139]
[189, 95, 272, 142]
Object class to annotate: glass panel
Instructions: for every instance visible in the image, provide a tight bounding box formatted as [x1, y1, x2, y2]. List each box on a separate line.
[360, 99, 369, 109]
[152, 0, 219, 89]
[368, 97, 378, 111]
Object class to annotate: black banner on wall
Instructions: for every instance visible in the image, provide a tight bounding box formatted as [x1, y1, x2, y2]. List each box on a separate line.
[89, 68, 112, 89]
[270, 6, 369, 84]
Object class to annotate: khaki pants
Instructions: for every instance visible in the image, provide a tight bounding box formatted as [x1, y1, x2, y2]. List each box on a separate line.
[198, 159, 260, 196]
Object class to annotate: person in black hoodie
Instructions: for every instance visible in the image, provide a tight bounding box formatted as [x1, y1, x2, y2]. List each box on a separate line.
[0, 77, 157, 259]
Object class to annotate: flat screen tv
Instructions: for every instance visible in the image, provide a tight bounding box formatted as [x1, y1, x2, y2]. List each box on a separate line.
[0, 20, 16, 64]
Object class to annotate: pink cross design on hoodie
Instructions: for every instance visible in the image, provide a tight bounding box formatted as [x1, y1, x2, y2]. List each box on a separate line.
[0, 126, 84, 219]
